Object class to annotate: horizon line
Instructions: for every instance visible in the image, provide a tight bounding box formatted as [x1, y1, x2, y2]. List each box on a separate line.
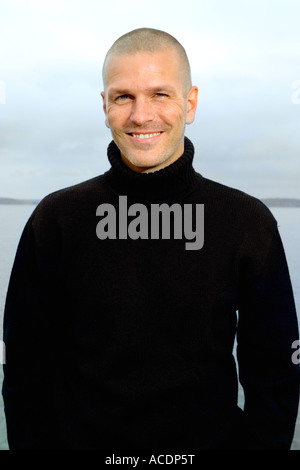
[0, 196, 300, 207]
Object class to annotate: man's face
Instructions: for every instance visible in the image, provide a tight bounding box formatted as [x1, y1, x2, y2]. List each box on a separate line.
[101, 49, 198, 173]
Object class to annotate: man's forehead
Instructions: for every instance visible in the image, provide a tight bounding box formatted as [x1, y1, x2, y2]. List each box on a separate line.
[104, 50, 182, 88]
[106, 47, 178, 65]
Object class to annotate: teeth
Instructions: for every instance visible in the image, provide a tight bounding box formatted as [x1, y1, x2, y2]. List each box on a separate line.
[132, 132, 161, 139]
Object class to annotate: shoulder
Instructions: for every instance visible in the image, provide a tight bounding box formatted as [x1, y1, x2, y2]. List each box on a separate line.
[27, 174, 110, 236]
[32, 175, 107, 216]
[196, 174, 277, 233]
[39, 174, 106, 205]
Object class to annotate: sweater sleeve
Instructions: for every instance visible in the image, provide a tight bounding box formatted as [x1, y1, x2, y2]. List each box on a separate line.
[2, 211, 61, 449]
[237, 224, 300, 449]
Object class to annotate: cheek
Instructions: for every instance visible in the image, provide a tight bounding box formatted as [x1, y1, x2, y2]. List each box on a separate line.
[107, 107, 131, 129]
[156, 102, 185, 125]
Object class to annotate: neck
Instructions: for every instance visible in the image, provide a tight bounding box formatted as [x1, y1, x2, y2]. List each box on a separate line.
[105, 136, 199, 204]
[120, 141, 185, 174]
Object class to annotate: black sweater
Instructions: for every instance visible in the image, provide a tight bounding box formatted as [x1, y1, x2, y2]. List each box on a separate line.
[2, 137, 299, 450]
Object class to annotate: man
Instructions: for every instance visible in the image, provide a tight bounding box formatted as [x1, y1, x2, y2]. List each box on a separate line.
[2, 28, 299, 450]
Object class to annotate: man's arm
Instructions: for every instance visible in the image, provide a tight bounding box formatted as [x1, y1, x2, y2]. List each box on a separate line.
[237, 226, 300, 449]
[2, 213, 61, 449]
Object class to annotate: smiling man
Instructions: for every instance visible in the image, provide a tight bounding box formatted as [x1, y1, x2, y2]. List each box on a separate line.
[101, 41, 197, 172]
[2, 28, 299, 451]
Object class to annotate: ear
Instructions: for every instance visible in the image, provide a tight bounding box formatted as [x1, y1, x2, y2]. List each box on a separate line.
[186, 86, 198, 125]
[101, 91, 110, 129]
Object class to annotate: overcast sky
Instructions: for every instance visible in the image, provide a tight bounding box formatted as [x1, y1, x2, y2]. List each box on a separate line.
[0, 0, 299, 199]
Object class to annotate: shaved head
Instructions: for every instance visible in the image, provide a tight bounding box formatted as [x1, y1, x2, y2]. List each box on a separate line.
[101, 28, 198, 173]
[102, 28, 192, 94]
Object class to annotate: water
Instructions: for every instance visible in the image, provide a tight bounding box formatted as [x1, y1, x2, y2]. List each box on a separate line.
[0, 205, 299, 450]
[0, 204, 36, 450]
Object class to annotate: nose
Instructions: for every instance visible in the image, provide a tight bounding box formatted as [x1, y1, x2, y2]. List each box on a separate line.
[130, 96, 154, 126]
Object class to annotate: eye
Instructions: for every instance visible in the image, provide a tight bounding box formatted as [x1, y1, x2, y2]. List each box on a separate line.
[115, 94, 131, 102]
[155, 93, 168, 98]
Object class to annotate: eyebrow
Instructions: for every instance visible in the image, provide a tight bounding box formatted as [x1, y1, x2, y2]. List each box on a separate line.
[108, 86, 176, 96]
[108, 88, 131, 97]
[148, 86, 176, 95]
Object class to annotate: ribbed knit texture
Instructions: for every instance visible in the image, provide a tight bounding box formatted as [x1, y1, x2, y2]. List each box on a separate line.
[106, 137, 198, 203]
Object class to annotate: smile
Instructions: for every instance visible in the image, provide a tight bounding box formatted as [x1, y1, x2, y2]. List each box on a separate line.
[129, 132, 162, 140]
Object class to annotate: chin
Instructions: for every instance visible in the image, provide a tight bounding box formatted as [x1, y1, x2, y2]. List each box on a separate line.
[122, 149, 166, 170]
[129, 156, 168, 172]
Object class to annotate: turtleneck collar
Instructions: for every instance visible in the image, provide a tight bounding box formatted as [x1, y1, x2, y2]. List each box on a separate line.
[105, 136, 199, 203]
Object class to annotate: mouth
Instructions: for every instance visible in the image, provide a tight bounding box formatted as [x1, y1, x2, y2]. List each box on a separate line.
[127, 131, 163, 142]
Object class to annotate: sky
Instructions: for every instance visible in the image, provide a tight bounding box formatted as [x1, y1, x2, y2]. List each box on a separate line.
[0, 0, 299, 200]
